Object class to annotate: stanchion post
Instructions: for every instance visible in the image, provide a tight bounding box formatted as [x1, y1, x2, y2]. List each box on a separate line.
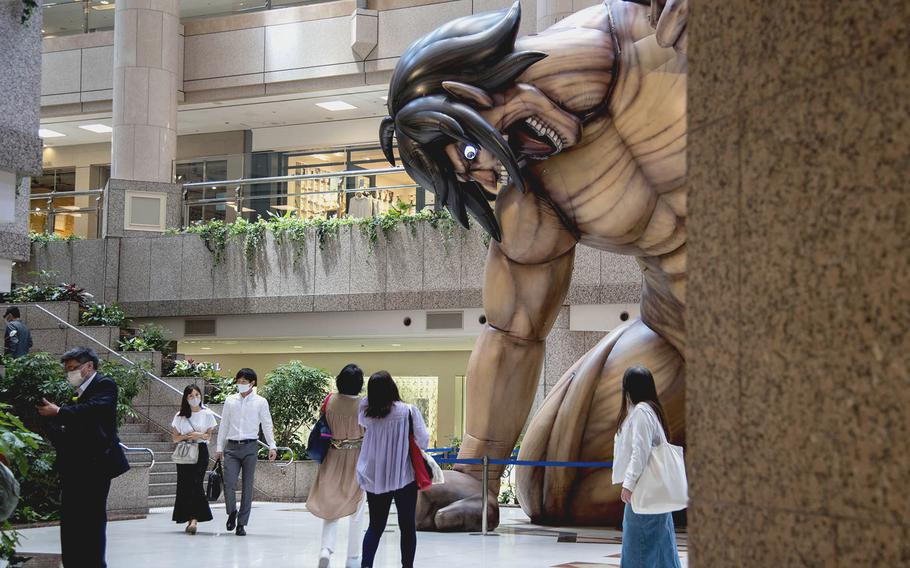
[481, 455, 489, 536]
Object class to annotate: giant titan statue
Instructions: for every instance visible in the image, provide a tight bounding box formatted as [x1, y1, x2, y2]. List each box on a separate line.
[381, 0, 687, 529]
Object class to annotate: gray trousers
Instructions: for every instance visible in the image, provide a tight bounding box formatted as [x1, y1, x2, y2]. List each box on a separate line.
[223, 440, 258, 526]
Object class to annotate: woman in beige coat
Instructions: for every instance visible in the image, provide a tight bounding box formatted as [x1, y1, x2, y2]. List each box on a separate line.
[308, 364, 366, 568]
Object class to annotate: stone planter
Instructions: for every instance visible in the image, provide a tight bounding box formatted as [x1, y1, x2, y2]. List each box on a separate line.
[252, 460, 318, 502]
[108, 463, 150, 515]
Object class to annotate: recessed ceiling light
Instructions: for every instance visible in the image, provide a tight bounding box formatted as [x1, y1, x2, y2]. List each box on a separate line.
[78, 124, 112, 133]
[200, 347, 212, 350]
[38, 129, 66, 138]
[391, 343, 401, 347]
[293, 346, 303, 349]
[316, 101, 357, 111]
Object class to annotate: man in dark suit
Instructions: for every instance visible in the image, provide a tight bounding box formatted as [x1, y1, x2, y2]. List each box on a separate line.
[37, 347, 129, 568]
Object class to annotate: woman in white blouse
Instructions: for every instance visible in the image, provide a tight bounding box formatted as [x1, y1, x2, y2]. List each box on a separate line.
[612, 366, 682, 567]
[170, 384, 218, 534]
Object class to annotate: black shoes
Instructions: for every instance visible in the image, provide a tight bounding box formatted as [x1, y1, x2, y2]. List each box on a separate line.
[236, 524, 246, 536]
[226, 511, 237, 532]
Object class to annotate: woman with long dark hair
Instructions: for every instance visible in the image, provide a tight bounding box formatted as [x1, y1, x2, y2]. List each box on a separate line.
[356, 371, 429, 568]
[308, 364, 367, 568]
[612, 366, 681, 567]
[170, 384, 217, 534]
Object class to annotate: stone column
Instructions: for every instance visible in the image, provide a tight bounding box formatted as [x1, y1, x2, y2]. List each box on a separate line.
[106, 0, 181, 237]
[0, 2, 42, 292]
[687, 1, 909, 566]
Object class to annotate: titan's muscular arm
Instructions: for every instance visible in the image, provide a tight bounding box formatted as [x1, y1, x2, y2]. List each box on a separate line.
[458, 187, 576, 471]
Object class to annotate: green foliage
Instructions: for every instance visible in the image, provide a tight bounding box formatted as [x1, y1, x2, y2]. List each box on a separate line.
[184, 207, 461, 265]
[205, 374, 236, 405]
[0, 353, 69, 434]
[20, 0, 39, 24]
[259, 362, 331, 459]
[0, 280, 93, 308]
[228, 218, 269, 277]
[28, 232, 82, 246]
[168, 359, 220, 379]
[80, 303, 128, 328]
[120, 323, 170, 353]
[98, 360, 149, 425]
[118, 337, 151, 352]
[185, 219, 229, 264]
[0, 403, 58, 562]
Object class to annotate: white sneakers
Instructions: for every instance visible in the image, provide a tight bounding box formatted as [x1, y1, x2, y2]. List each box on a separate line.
[318, 547, 360, 567]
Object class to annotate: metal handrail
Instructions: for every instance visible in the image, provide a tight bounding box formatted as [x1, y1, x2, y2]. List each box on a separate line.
[182, 166, 406, 188]
[120, 443, 156, 469]
[184, 184, 421, 206]
[30, 304, 295, 467]
[29, 189, 104, 199]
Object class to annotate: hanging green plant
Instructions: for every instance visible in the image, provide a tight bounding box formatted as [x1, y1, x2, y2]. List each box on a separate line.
[186, 219, 229, 264]
[229, 218, 268, 277]
[21, 0, 39, 24]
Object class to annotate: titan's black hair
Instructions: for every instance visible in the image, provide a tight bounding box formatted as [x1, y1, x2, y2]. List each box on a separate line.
[380, 1, 545, 241]
[178, 384, 203, 418]
[60, 347, 100, 370]
[615, 366, 671, 440]
[364, 370, 402, 419]
[235, 367, 258, 385]
[336, 363, 364, 396]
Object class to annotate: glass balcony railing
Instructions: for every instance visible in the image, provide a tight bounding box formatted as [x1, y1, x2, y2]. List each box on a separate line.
[29, 189, 104, 239]
[42, 0, 336, 38]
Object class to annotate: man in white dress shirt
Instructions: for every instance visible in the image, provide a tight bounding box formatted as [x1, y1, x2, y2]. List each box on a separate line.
[214, 368, 277, 536]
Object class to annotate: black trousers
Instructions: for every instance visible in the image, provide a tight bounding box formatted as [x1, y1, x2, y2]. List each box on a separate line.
[362, 482, 418, 568]
[60, 473, 111, 568]
[173, 443, 213, 523]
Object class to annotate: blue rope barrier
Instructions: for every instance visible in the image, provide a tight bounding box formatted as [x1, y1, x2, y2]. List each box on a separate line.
[433, 457, 613, 468]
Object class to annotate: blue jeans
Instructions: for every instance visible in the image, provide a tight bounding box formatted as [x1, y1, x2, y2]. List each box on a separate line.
[621, 502, 682, 568]
[361, 482, 418, 568]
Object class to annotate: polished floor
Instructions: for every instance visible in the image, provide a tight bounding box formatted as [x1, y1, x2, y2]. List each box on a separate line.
[15, 503, 688, 567]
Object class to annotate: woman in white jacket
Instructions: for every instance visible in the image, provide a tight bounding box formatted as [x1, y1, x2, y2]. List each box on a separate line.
[612, 366, 682, 567]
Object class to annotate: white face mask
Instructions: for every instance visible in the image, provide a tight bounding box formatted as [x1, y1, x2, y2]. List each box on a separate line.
[236, 383, 252, 394]
[66, 369, 84, 388]
[188, 397, 201, 408]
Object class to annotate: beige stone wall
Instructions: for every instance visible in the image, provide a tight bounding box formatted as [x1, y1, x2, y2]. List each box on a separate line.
[687, 1, 909, 566]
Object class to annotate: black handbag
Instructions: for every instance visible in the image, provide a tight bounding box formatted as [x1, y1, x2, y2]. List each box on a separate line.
[206, 459, 223, 502]
[306, 394, 333, 464]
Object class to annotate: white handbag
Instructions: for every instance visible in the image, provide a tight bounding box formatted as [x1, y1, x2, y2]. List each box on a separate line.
[421, 449, 445, 485]
[172, 441, 199, 465]
[630, 427, 688, 514]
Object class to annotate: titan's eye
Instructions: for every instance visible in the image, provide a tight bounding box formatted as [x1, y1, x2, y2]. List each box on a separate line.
[463, 145, 478, 160]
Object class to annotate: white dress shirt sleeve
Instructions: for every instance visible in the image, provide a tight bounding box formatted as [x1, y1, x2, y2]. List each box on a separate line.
[216, 399, 231, 453]
[259, 397, 277, 450]
[623, 407, 656, 491]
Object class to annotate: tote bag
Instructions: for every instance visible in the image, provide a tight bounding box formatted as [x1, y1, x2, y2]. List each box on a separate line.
[307, 394, 333, 464]
[172, 441, 199, 465]
[408, 407, 445, 490]
[630, 426, 688, 514]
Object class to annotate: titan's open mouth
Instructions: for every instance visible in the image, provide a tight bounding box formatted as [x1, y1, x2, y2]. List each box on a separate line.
[508, 115, 567, 159]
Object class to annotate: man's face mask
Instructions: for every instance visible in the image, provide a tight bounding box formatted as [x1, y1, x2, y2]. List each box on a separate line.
[236, 383, 252, 394]
[66, 363, 87, 388]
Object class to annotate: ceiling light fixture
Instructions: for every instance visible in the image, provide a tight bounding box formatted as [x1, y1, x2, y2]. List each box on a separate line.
[38, 129, 66, 138]
[293, 345, 303, 349]
[391, 343, 402, 347]
[200, 347, 212, 350]
[316, 101, 357, 111]
[78, 124, 113, 133]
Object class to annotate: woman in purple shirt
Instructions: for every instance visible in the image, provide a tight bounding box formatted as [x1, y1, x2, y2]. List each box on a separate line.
[357, 371, 430, 568]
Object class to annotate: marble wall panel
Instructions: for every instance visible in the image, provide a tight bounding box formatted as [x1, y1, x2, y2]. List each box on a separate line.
[148, 236, 183, 302]
[211, 240, 248, 300]
[41, 49, 81, 96]
[264, 16, 353, 71]
[349, 225, 387, 311]
[179, 235, 215, 300]
[279, 228, 317, 299]
[376, 0, 471, 59]
[314, 226, 351, 312]
[81, 45, 114, 92]
[117, 237, 151, 302]
[46, 241, 74, 283]
[70, 238, 106, 300]
[183, 27, 265, 81]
